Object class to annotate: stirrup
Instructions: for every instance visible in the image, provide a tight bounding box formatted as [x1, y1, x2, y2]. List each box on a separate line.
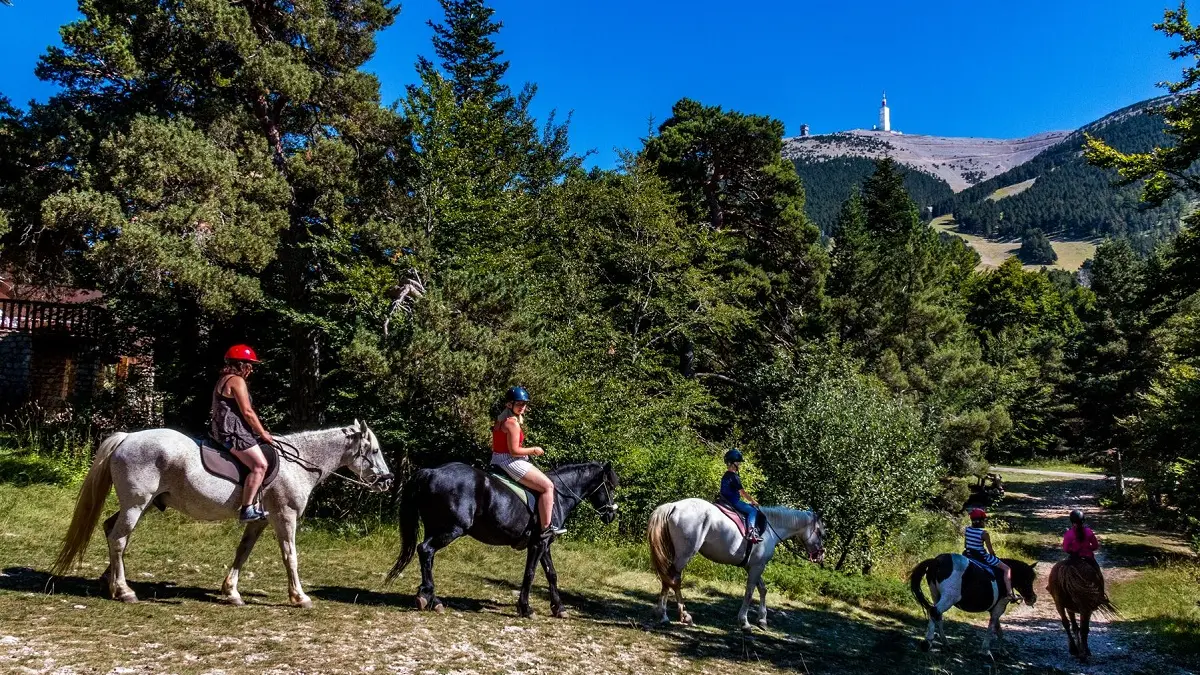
[540, 525, 567, 539]
[747, 528, 763, 543]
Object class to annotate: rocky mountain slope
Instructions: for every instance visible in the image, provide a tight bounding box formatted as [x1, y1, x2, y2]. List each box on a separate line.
[783, 129, 1070, 192]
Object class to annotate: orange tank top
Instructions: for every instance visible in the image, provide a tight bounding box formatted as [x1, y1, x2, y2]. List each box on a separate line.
[492, 419, 524, 454]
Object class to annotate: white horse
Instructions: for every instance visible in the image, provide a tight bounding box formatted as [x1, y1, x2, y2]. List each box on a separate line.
[52, 420, 393, 608]
[647, 498, 826, 631]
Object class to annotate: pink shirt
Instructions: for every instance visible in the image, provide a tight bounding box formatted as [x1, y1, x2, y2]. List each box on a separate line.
[1062, 527, 1099, 558]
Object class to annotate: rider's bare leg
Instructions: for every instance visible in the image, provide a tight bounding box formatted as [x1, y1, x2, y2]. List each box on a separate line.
[231, 445, 268, 506]
[518, 468, 556, 530]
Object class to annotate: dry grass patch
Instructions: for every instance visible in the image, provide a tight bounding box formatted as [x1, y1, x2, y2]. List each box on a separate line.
[929, 215, 1098, 272]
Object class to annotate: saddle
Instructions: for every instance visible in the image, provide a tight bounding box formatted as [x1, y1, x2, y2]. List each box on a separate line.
[713, 497, 764, 537]
[197, 438, 280, 491]
[487, 467, 538, 514]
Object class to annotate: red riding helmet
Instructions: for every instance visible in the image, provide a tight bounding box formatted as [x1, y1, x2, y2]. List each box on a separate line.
[969, 508, 987, 520]
[224, 344, 260, 362]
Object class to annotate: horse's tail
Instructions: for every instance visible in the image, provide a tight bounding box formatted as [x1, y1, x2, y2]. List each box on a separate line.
[909, 557, 938, 618]
[386, 472, 424, 584]
[52, 432, 127, 576]
[647, 504, 677, 586]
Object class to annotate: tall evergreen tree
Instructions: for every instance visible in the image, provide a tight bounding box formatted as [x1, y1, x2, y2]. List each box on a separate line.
[641, 98, 828, 405]
[17, 0, 404, 427]
[829, 158, 998, 473]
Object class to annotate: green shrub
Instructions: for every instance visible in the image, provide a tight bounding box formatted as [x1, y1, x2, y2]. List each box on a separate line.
[758, 373, 943, 570]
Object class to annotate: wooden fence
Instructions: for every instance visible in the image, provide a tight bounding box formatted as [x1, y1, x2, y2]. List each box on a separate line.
[0, 298, 102, 338]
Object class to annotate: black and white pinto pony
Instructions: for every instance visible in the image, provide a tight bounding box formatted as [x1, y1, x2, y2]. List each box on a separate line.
[387, 461, 619, 618]
[52, 421, 393, 607]
[647, 498, 826, 631]
[910, 553, 1038, 656]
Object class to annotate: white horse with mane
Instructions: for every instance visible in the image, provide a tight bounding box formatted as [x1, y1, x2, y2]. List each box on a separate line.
[52, 421, 393, 608]
[647, 498, 826, 631]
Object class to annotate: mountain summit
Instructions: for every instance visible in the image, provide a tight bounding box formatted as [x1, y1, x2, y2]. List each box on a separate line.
[783, 129, 1070, 192]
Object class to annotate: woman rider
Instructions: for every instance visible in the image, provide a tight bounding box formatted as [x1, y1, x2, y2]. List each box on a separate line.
[490, 386, 567, 539]
[211, 345, 275, 523]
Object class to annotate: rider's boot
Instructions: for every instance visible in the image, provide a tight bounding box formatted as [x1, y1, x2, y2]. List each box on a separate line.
[747, 526, 763, 544]
[239, 503, 269, 523]
[541, 523, 568, 539]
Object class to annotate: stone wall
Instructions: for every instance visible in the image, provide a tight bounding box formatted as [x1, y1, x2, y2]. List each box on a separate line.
[0, 329, 102, 410]
[0, 331, 33, 405]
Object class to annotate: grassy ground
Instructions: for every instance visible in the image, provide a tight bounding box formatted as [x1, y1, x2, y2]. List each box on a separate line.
[1, 452, 1195, 674]
[987, 178, 1038, 202]
[930, 215, 1098, 272]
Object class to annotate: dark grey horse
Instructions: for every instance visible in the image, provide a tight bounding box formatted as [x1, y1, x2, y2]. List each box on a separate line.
[387, 461, 619, 617]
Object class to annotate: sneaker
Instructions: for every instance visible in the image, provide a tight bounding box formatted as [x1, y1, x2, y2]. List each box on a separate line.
[239, 504, 269, 523]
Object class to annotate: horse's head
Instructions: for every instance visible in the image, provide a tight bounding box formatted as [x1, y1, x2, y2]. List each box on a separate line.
[1008, 559, 1038, 606]
[586, 462, 620, 524]
[797, 511, 826, 566]
[342, 419, 393, 492]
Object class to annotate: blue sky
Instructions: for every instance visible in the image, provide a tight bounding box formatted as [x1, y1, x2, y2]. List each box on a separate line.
[0, 0, 1183, 168]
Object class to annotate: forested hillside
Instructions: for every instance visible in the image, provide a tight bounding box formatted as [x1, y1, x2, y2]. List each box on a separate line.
[793, 156, 953, 233]
[935, 98, 1191, 244]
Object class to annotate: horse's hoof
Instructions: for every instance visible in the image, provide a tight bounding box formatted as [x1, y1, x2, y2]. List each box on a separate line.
[741, 625, 753, 634]
[757, 620, 768, 630]
[416, 596, 428, 610]
[223, 595, 245, 607]
[682, 614, 694, 626]
[433, 603, 445, 614]
[116, 591, 138, 603]
[296, 599, 313, 609]
[1068, 643, 1078, 656]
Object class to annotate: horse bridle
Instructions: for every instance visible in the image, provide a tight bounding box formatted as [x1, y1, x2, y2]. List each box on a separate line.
[273, 435, 392, 490]
[551, 472, 618, 518]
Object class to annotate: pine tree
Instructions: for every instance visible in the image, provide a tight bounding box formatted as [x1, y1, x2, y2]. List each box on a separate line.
[828, 158, 998, 473]
[20, 0, 404, 426]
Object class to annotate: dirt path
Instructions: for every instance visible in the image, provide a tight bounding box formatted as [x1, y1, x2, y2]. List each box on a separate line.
[979, 468, 1194, 675]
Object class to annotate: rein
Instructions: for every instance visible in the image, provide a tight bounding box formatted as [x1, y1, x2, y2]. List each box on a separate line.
[548, 466, 618, 518]
[273, 437, 384, 490]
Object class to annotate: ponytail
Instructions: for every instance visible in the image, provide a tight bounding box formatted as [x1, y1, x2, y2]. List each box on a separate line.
[1075, 519, 1085, 541]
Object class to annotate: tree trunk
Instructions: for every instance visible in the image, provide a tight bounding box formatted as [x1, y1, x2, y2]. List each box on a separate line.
[289, 327, 321, 427]
[835, 534, 854, 571]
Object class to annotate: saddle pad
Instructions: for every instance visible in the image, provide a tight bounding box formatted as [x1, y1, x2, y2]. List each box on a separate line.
[488, 469, 538, 513]
[198, 439, 280, 491]
[964, 554, 999, 580]
[714, 500, 748, 537]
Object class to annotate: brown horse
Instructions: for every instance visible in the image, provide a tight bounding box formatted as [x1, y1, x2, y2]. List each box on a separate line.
[1048, 556, 1117, 663]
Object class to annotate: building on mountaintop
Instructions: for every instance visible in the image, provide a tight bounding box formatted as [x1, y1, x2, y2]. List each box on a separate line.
[800, 123, 810, 137]
[879, 92, 891, 132]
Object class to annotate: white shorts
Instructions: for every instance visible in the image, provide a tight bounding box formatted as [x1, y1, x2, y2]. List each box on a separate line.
[491, 454, 534, 481]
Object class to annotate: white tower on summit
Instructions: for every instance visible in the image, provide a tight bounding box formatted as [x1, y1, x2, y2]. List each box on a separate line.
[879, 92, 891, 132]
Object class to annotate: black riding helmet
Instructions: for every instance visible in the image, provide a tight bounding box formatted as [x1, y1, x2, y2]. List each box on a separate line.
[724, 448, 744, 464]
[1069, 509, 1085, 524]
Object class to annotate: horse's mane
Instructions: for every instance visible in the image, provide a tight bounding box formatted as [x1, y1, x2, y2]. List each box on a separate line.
[759, 505, 813, 533]
[547, 461, 608, 481]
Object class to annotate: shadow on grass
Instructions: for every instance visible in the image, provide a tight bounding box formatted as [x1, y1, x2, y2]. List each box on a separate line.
[0, 452, 74, 486]
[0, 565, 221, 604]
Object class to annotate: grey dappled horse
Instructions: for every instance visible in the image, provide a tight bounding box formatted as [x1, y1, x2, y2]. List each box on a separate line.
[647, 498, 826, 631]
[52, 421, 393, 607]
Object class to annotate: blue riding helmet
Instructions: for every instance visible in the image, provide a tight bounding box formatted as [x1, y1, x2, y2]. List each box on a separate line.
[724, 448, 744, 464]
[505, 386, 531, 403]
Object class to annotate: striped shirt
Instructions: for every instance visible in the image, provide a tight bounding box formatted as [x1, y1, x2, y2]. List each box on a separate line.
[964, 526, 987, 553]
